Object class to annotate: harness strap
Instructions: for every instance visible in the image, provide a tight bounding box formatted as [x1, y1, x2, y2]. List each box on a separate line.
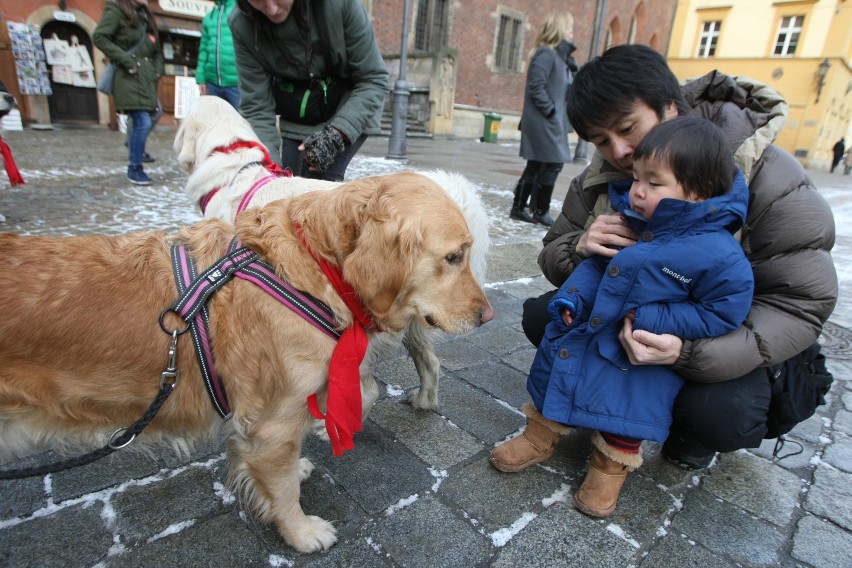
[169, 239, 340, 418]
[236, 175, 279, 215]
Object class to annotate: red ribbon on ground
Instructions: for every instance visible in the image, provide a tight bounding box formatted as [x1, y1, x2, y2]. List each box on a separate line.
[0, 136, 25, 186]
[297, 223, 375, 456]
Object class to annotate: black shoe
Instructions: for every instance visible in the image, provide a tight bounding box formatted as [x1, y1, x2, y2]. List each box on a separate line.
[661, 436, 716, 470]
[510, 207, 536, 223]
[142, 152, 155, 163]
[532, 210, 554, 227]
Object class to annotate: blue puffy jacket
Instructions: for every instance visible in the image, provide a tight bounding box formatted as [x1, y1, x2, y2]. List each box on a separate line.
[528, 171, 754, 442]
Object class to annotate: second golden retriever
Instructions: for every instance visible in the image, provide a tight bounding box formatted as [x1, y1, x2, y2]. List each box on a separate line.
[0, 172, 493, 552]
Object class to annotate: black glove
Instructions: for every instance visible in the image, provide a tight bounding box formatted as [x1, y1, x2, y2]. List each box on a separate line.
[302, 126, 346, 173]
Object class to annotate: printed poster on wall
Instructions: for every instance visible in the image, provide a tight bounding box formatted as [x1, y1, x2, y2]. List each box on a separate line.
[174, 75, 200, 119]
[7, 22, 52, 95]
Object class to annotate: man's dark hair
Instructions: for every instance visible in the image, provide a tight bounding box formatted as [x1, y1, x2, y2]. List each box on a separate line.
[567, 45, 690, 140]
[634, 116, 735, 200]
[236, 0, 309, 27]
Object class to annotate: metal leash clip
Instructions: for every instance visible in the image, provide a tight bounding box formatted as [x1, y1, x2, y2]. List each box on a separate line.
[161, 329, 180, 389]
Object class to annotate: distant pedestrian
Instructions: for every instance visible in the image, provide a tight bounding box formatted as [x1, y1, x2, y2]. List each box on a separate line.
[94, 0, 163, 186]
[831, 138, 845, 173]
[196, 0, 240, 110]
[844, 149, 852, 175]
[509, 13, 576, 226]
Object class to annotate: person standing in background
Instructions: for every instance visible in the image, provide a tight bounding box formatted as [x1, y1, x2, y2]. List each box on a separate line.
[94, 0, 163, 186]
[229, 0, 388, 181]
[831, 138, 845, 173]
[197, 0, 240, 110]
[509, 14, 575, 227]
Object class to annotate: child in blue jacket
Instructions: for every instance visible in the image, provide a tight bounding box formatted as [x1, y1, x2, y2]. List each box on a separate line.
[491, 117, 754, 518]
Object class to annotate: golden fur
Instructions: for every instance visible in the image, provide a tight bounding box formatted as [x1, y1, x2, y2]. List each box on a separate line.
[174, 96, 492, 416]
[0, 172, 493, 552]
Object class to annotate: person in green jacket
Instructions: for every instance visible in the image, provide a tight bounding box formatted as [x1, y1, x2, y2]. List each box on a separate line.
[230, 0, 389, 181]
[197, 0, 240, 109]
[94, 0, 164, 185]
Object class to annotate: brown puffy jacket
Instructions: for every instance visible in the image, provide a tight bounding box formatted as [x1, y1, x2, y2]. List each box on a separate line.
[538, 71, 837, 383]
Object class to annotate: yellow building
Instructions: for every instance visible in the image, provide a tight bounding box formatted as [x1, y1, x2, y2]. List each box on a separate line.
[667, 0, 852, 169]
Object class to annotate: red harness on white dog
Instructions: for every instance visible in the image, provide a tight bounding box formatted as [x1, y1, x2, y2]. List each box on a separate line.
[198, 141, 290, 215]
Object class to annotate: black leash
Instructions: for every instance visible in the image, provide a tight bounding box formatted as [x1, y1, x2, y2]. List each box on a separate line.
[0, 331, 180, 480]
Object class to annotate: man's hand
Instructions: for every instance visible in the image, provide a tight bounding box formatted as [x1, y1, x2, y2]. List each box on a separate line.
[618, 316, 682, 366]
[576, 213, 638, 258]
[299, 126, 346, 173]
[198, 84, 207, 95]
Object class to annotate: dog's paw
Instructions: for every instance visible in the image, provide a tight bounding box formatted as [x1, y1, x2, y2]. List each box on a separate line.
[311, 418, 331, 442]
[283, 515, 337, 553]
[408, 387, 438, 410]
[298, 457, 315, 481]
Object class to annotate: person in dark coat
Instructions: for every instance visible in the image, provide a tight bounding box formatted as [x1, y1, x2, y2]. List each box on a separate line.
[509, 14, 574, 226]
[491, 117, 754, 518]
[519, 46, 836, 481]
[93, 0, 163, 185]
[831, 138, 845, 173]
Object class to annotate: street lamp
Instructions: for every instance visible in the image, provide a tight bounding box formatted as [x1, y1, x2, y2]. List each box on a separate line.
[815, 58, 830, 103]
[387, 0, 412, 160]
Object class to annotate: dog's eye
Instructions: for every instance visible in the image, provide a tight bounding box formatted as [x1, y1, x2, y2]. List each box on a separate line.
[445, 252, 463, 264]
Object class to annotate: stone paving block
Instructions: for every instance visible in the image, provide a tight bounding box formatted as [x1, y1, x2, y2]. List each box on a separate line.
[487, 242, 543, 283]
[434, 337, 494, 371]
[108, 511, 268, 567]
[151, 437, 228, 469]
[370, 495, 492, 567]
[599, 471, 680, 544]
[367, 397, 485, 470]
[301, 536, 393, 567]
[466, 325, 531, 357]
[0, 474, 45, 519]
[834, 408, 852, 436]
[702, 450, 804, 527]
[788, 410, 828, 444]
[639, 443, 708, 494]
[497, 279, 547, 301]
[823, 431, 852, 473]
[440, 458, 565, 532]
[791, 513, 852, 568]
[492, 502, 636, 568]
[372, 353, 420, 390]
[749, 436, 818, 472]
[639, 533, 738, 568]
[436, 375, 525, 445]
[51, 449, 162, 502]
[0, 503, 113, 568]
[501, 346, 537, 375]
[805, 466, 852, 530]
[303, 422, 434, 515]
[455, 360, 531, 411]
[111, 465, 227, 545]
[485, 285, 527, 314]
[671, 488, 786, 566]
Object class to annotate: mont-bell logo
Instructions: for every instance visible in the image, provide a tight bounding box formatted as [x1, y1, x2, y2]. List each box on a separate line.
[661, 266, 692, 284]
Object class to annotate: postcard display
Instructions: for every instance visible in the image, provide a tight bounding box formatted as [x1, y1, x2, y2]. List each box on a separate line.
[7, 22, 52, 95]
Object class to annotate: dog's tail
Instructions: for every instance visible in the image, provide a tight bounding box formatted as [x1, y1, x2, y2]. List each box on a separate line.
[0, 136, 25, 186]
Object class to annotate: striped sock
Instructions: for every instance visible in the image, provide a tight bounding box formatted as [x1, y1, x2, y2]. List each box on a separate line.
[601, 432, 642, 454]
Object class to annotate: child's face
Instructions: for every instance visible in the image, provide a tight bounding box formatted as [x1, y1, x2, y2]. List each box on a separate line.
[629, 156, 696, 219]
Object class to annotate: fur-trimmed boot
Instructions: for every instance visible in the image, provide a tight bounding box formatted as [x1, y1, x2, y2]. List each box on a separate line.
[573, 431, 643, 517]
[489, 403, 572, 472]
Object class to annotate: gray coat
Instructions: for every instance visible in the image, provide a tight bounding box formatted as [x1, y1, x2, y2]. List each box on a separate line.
[538, 71, 838, 383]
[519, 46, 571, 163]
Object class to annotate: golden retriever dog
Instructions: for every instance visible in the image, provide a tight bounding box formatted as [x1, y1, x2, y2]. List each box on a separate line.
[174, 96, 491, 421]
[0, 172, 493, 552]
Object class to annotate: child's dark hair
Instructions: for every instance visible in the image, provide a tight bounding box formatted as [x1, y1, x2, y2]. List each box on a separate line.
[634, 117, 735, 200]
[567, 45, 689, 141]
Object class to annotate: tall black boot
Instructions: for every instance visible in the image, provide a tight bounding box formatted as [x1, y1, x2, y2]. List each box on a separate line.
[531, 183, 555, 226]
[510, 179, 536, 223]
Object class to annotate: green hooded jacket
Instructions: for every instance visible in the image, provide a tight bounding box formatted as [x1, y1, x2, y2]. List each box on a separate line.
[229, 0, 389, 164]
[196, 0, 239, 88]
[93, 1, 163, 112]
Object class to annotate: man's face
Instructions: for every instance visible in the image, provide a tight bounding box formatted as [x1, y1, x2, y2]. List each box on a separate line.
[247, 0, 295, 23]
[585, 100, 678, 177]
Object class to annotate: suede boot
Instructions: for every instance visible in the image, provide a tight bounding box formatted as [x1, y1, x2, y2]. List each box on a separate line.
[509, 179, 536, 223]
[573, 431, 643, 518]
[490, 403, 572, 472]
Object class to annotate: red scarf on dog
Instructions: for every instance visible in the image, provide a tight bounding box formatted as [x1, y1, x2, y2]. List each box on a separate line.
[0, 136, 24, 186]
[297, 224, 375, 456]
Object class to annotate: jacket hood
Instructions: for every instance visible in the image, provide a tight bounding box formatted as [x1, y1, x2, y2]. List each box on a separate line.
[608, 168, 749, 237]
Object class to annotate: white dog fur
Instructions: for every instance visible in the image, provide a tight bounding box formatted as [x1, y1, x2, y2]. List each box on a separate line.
[174, 96, 491, 419]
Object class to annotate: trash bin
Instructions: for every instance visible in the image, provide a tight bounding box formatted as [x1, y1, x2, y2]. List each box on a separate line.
[481, 112, 502, 143]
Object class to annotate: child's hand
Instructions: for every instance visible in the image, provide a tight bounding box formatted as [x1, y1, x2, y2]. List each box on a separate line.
[561, 307, 573, 326]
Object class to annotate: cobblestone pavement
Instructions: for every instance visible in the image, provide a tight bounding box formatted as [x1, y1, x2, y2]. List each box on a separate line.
[1, 126, 851, 568]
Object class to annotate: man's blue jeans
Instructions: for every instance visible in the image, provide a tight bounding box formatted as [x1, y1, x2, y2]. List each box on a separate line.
[126, 110, 152, 166]
[205, 83, 240, 110]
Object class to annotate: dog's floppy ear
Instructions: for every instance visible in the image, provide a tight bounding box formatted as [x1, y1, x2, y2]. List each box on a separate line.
[343, 179, 421, 323]
[173, 114, 199, 173]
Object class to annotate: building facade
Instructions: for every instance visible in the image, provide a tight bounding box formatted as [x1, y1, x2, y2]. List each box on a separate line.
[0, 0, 677, 139]
[667, 0, 852, 169]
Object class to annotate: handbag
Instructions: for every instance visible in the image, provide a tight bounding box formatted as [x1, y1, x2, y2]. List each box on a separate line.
[97, 26, 149, 95]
